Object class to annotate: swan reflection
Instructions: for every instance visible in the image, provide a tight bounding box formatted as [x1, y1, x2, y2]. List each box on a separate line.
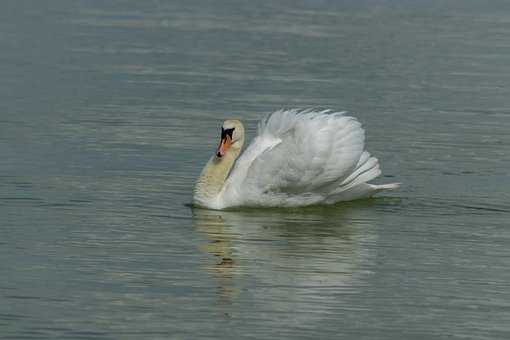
[192, 204, 378, 312]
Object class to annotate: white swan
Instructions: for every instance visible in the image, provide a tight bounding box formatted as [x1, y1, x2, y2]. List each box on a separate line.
[194, 109, 399, 210]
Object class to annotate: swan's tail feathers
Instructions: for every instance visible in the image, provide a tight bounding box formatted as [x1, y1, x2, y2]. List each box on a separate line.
[324, 150, 399, 203]
[335, 152, 381, 193]
[325, 182, 400, 204]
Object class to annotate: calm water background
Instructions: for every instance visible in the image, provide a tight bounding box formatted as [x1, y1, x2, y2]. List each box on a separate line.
[2, 1, 510, 339]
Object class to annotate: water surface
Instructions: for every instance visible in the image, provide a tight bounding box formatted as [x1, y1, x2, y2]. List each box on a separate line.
[1, 1, 510, 339]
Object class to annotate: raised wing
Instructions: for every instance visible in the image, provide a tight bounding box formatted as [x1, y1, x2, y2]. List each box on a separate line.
[223, 109, 376, 206]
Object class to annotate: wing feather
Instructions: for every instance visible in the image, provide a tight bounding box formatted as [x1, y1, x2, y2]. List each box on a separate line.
[231, 109, 367, 200]
[217, 109, 398, 208]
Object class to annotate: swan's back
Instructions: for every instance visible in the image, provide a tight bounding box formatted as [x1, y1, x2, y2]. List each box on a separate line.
[221, 109, 398, 208]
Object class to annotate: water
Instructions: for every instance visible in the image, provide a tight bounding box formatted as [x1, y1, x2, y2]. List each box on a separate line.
[2, 1, 510, 339]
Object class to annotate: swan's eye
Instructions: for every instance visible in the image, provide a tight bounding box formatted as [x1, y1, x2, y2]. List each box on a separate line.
[221, 128, 235, 139]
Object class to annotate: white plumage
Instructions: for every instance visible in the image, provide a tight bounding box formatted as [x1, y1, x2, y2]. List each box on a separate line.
[194, 109, 399, 210]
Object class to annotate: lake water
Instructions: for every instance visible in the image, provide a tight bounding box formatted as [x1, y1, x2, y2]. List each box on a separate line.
[2, 1, 510, 339]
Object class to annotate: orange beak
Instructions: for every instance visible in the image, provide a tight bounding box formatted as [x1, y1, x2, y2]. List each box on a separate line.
[216, 134, 232, 158]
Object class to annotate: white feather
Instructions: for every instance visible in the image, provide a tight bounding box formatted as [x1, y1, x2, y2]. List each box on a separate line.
[214, 109, 399, 209]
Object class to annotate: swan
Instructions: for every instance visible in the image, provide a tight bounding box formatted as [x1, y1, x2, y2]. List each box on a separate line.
[193, 109, 399, 210]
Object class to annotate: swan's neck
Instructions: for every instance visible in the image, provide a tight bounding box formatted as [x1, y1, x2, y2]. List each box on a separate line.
[194, 148, 240, 206]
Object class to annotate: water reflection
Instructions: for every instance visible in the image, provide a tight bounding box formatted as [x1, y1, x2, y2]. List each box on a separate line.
[192, 204, 378, 310]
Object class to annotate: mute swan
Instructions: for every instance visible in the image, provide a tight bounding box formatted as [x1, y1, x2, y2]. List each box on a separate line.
[194, 109, 399, 210]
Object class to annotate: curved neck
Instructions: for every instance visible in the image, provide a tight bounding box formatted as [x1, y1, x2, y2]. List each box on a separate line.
[194, 148, 240, 206]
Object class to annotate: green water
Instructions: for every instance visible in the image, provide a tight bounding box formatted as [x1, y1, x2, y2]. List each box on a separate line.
[2, 1, 510, 339]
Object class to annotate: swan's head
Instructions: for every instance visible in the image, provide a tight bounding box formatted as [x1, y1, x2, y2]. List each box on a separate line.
[216, 119, 244, 158]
